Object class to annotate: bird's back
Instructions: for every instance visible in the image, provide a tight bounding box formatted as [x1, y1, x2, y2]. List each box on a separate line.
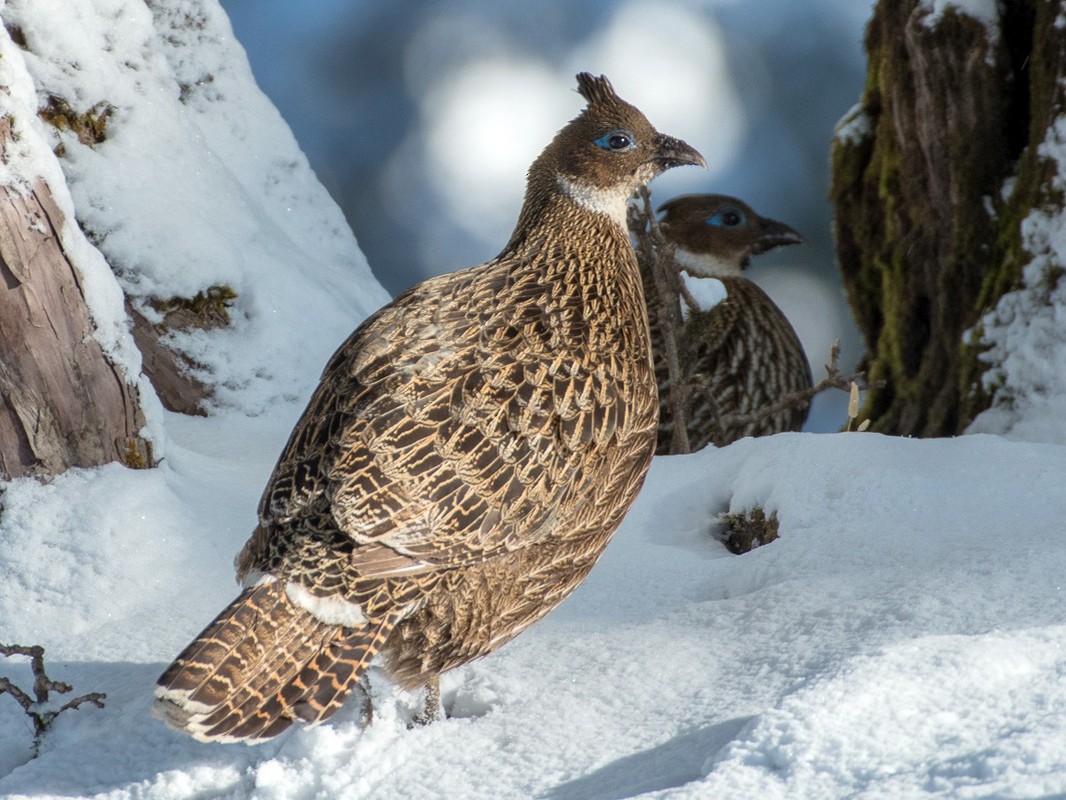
[679, 276, 811, 449]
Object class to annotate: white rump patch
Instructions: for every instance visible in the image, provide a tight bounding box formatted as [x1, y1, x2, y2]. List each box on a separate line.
[240, 571, 278, 588]
[285, 581, 368, 627]
[152, 686, 213, 717]
[558, 176, 629, 229]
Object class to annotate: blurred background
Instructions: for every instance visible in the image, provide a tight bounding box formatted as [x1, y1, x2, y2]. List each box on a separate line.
[217, 0, 875, 430]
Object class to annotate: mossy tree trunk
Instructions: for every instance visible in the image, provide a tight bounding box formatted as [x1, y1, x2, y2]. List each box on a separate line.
[831, 0, 1065, 436]
[0, 121, 151, 479]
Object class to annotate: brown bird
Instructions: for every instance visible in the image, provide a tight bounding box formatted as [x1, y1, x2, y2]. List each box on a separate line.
[154, 73, 704, 743]
[642, 194, 811, 453]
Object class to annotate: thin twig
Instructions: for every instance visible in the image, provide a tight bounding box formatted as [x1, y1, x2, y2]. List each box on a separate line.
[0, 642, 106, 756]
[677, 281, 702, 318]
[0, 676, 35, 711]
[629, 187, 692, 453]
[710, 342, 881, 432]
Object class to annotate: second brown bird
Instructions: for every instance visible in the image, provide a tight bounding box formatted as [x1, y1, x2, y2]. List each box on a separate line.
[643, 194, 812, 453]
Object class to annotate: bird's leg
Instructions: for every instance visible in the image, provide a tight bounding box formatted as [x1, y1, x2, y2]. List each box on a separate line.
[360, 673, 374, 727]
[412, 676, 442, 726]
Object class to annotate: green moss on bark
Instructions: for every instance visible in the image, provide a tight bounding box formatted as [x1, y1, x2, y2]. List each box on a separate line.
[150, 284, 238, 328]
[959, 1, 1066, 423]
[830, 0, 1066, 436]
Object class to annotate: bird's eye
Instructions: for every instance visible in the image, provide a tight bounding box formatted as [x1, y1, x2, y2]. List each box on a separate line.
[706, 207, 746, 228]
[594, 130, 636, 152]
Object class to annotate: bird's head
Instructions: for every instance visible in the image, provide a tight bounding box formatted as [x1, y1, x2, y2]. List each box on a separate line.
[657, 194, 804, 277]
[532, 73, 705, 227]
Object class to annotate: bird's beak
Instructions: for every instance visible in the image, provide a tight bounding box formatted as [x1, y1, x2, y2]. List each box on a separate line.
[650, 134, 706, 171]
[753, 218, 805, 254]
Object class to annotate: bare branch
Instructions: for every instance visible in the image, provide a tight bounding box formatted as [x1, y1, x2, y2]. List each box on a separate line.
[629, 187, 692, 453]
[39, 692, 107, 733]
[1, 642, 106, 757]
[708, 342, 882, 433]
[0, 643, 73, 703]
[0, 676, 35, 713]
[677, 282, 702, 318]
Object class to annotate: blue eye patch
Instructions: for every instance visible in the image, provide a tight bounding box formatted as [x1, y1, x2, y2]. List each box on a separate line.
[706, 207, 746, 228]
[594, 130, 637, 152]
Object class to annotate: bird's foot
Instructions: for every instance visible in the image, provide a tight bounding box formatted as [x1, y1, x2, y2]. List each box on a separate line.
[358, 674, 374, 727]
[411, 676, 443, 726]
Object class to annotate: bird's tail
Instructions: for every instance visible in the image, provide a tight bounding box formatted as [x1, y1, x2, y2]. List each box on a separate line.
[154, 580, 394, 743]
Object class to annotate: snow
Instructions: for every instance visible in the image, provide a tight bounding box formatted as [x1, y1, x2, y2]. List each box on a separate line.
[970, 116, 1066, 444]
[921, 0, 1001, 31]
[2, 0, 389, 418]
[834, 103, 872, 147]
[5, 427, 1066, 798]
[2, 0, 1066, 798]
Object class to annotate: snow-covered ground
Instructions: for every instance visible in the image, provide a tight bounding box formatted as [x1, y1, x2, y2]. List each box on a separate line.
[2, 1, 1066, 798]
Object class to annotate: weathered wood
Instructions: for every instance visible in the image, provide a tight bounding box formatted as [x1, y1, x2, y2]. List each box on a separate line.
[128, 303, 209, 416]
[0, 168, 150, 478]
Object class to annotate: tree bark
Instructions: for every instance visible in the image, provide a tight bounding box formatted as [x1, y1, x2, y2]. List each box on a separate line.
[0, 124, 150, 478]
[830, 0, 1064, 436]
[127, 303, 212, 417]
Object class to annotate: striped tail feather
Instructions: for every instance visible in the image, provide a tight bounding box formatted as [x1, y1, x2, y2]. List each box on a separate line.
[283, 618, 398, 725]
[154, 581, 393, 743]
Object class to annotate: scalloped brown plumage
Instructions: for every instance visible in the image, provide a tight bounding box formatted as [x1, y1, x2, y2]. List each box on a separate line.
[154, 73, 704, 742]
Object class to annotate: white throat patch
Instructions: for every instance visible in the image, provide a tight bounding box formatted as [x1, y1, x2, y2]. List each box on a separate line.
[558, 176, 628, 229]
[674, 247, 742, 278]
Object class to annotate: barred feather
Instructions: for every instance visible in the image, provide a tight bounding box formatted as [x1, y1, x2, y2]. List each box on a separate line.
[154, 581, 380, 742]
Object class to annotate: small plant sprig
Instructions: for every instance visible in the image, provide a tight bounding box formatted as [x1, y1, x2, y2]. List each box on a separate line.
[720, 506, 780, 554]
[37, 94, 114, 148]
[845, 380, 872, 432]
[0, 643, 106, 757]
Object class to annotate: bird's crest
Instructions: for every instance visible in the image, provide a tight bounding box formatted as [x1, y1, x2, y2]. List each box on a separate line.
[575, 73, 621, 108]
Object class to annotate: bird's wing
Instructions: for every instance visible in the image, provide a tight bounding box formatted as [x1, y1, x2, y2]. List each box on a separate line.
[687, 278, 812, 435]
[258, 261, 625, 579]
[683, 279, 744, 373]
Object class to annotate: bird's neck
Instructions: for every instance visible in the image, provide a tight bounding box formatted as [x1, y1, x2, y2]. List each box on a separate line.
[554, 176, 629, 229]
[673, 247, 745, 278]
[497, 179, 650, 356]
[502, 176, 632, 263]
